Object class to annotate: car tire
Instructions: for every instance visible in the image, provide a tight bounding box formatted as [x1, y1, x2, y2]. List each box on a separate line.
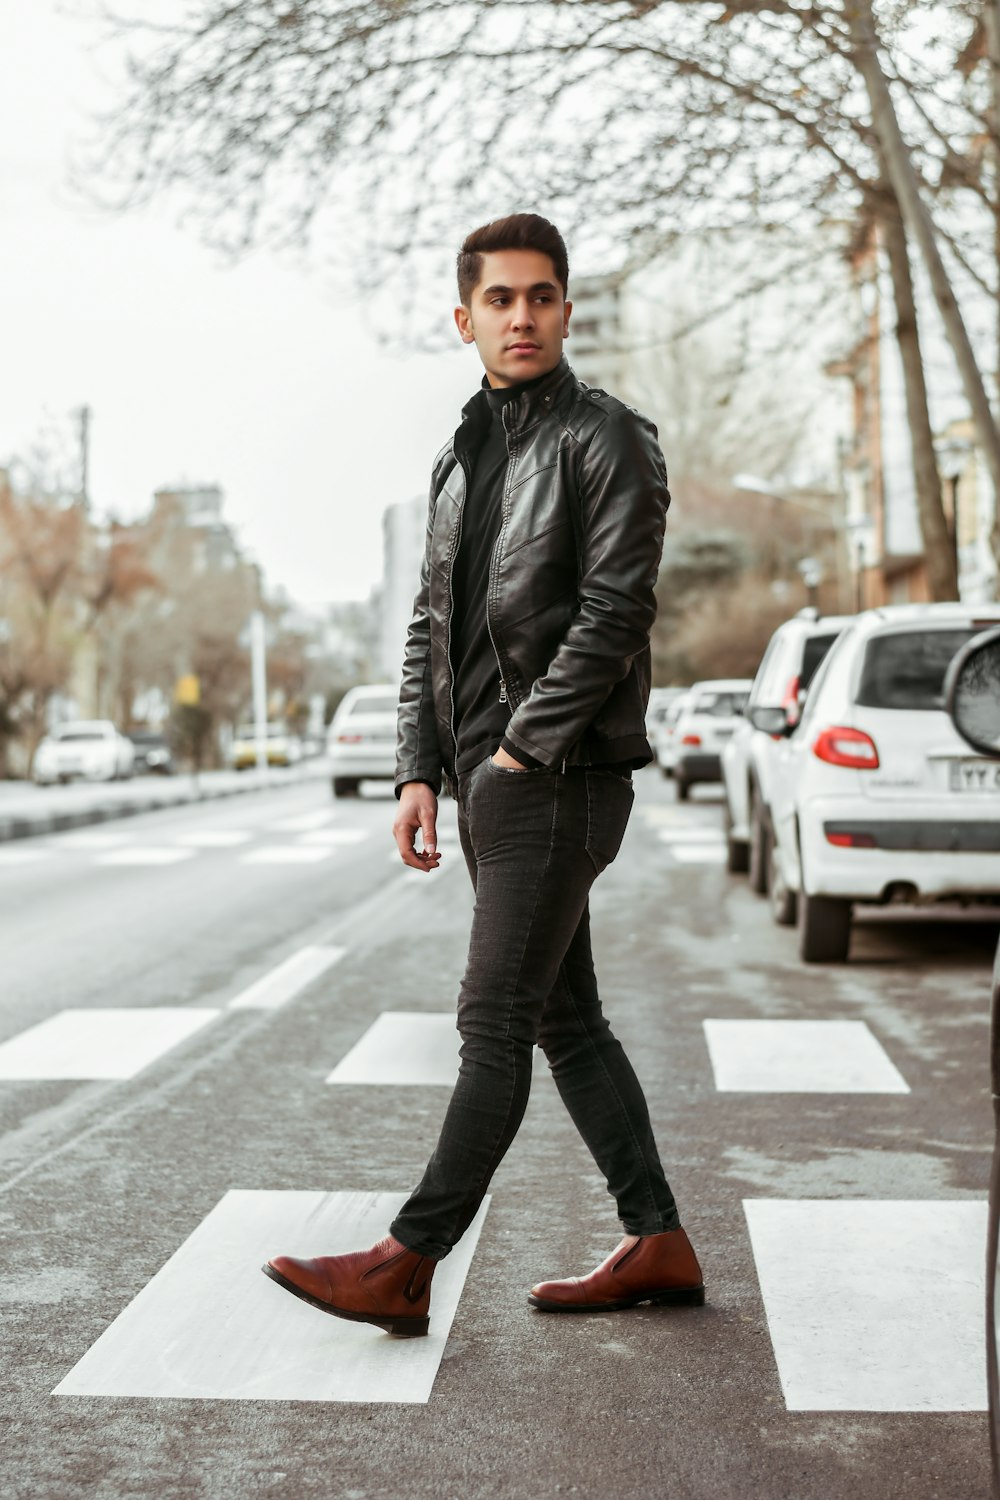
[675, 775, 690, 802]
[769, 840, 797, 926]
[332, 778, 360, 798]
[723, 798, 749, 874]
[748, 795, 770, 895]
[798, 892, 851, 963]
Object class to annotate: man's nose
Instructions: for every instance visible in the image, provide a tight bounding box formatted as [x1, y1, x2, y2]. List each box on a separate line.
[510, 299, 536, 329]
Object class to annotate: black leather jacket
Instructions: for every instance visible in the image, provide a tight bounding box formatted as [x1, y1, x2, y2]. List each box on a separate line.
[395, 357, 670, 794]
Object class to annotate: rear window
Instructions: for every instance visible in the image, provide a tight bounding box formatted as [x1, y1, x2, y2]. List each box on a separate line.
[347, 692, 398, 716]
[53, 727, 111, 741]
[855, 628, 978, 711]
[692, 690, 748, 717]
[800, 633, 840, 691]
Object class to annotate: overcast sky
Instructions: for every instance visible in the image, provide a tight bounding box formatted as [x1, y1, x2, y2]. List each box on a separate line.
[0, 2, 480, 608]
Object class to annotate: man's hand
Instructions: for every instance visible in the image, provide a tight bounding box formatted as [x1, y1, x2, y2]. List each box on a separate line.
[393, 782, 442, 871]
[490, 746, 528, 770]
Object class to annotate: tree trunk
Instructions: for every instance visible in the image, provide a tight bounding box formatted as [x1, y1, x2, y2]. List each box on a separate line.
[850, 0, 1000, 572]
[878, 190, 959, 598]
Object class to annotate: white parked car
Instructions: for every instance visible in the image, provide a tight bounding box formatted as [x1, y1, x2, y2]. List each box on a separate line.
[759, 603, 1000, 962]
[671, 679, 752, 801]
[327, 685, 399, 797]
[722, 612, 852, 880]
[653, 692, 693, 778]
[32, 720, 135, 785]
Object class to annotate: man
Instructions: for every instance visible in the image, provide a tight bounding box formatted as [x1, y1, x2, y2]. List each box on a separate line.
[264, 213, 704, 1337]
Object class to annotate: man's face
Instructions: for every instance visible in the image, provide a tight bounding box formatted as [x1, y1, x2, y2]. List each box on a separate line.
[454, 248, 572, 388]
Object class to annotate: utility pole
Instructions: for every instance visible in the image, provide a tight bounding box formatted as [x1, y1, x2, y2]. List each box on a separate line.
[77, 404, 91, 511]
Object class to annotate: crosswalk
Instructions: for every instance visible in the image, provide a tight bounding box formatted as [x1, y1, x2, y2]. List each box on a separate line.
[0, 809, 463, 870]
[2, 792, 984, 1415]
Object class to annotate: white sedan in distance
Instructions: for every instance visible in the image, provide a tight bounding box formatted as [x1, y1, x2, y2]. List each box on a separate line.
[327, 685, 399, 798]
[758, 603, 1000, 963]
[32, 720, 136, 785]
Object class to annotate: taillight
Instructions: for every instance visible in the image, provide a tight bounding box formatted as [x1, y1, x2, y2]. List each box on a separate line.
[825, 830, 878, 848]
[681, 733, 702, 746]
[812, 726, 879, 770]
[337, 733, 363, 744]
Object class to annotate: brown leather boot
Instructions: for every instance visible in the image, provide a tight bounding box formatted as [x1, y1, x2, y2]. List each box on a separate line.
[262, 1235, 435, 1337]
[528, 1228, 705, 1313]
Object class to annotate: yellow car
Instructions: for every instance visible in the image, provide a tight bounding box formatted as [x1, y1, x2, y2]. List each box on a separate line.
[229, 723, 303, 770]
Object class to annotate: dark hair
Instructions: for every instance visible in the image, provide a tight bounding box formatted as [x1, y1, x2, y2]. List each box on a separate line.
[457, 213, 569, 306]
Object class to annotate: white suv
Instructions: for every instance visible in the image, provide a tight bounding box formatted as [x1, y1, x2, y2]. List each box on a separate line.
[722, 612, 852, 881]
[759, 603, 1000, 962]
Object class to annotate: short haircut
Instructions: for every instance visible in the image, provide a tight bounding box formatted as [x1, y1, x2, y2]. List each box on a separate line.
[457, 214, 569, 306]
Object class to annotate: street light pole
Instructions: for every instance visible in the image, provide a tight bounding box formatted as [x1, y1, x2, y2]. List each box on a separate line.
[250, 610, 268, 774]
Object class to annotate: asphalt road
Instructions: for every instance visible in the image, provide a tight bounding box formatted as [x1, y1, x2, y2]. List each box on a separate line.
[0, 768, 992, 1499]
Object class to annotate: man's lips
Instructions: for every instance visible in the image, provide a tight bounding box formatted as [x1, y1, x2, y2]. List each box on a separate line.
[508, 342, 541, 352]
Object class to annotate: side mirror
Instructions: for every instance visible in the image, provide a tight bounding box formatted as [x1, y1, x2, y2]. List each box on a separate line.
[945, 626, 1000, 758]
[748, 705, 792, 736]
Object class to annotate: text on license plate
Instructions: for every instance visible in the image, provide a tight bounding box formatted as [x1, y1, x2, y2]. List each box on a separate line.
[949, 760, 1000, 792]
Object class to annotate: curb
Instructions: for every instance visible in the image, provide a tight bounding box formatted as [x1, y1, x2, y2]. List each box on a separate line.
[0, 766, 331, 844]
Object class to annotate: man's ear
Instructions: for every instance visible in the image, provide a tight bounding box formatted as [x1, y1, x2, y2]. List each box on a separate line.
[562, 298, 572, 338]
[454, 305, 476, 344]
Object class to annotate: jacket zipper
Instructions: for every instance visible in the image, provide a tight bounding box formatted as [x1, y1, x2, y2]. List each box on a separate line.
[445, 453, 471, 767]
[488, 405, 517, 708]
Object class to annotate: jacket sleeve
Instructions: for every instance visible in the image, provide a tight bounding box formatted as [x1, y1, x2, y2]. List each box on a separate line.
[394, 470, 445, 797]
[502, 407, 669, 767]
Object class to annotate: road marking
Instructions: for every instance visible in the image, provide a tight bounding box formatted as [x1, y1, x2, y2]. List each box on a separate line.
[656, 828, 723, 843]
[49, 831, 135, 850]
[744, 1199, 986, 1411]
[664, 845, 727, 864]
[0, 847, 51, 864]
[174, 830, 254, 847]
[241, 846, 333, 865]
[268, 810, 335, 832]
[0, 1008, 220, 1080]
[96, 847, 197, 866]
[227, 945, 346, 1011]
[327, 1012, 459, 1086]
[297, 828, 370, 846]
[703, 1019, 909, 1093]
[53, 1190, 489, 1403]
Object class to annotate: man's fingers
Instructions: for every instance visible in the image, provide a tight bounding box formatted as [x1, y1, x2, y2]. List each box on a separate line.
[421, 816, 437, 856]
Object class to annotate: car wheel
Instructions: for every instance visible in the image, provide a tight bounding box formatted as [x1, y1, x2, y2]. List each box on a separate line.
[723, 798, 749, 874]
[748, 795, 770, 895]
[769, 840, 797, 926]
[798, 892, 852, 963]
[332, 778, 360, 798]
[675, 775, 689, 802]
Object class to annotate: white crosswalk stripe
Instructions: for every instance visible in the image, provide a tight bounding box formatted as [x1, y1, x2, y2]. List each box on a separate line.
[703, 1019, 910, 1093]
[96, 847, 197, 866]
[744, 1199, 986, 1411]
[53, 1191, 490, 1404]
[227, 946, 346, 1011]
[241, 846, 333, 865]
[327, 1013, 459, 1086]
[0, 1008, 219, 1080]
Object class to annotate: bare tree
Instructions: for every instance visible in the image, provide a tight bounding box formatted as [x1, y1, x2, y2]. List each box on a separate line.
[78, 0, 995, 590]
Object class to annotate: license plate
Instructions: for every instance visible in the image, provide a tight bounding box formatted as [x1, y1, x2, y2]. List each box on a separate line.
[714, 728, 733, 741]
[948, 759, 1000, 792]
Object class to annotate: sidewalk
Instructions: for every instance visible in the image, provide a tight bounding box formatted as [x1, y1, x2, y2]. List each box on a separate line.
[0, 760, 332, 842]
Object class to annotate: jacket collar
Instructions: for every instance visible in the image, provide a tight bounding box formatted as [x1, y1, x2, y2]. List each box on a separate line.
[456, 355, 576, 449]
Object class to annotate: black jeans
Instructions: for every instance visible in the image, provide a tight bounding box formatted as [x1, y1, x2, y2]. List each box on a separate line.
[389, 757, 680, 1260]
